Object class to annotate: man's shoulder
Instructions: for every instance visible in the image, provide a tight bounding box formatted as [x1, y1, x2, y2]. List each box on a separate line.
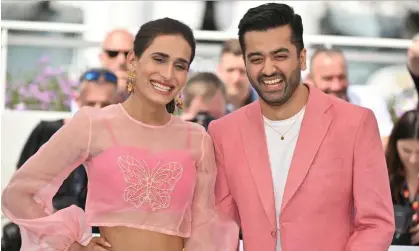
[325, 92, 372, 122]
[36, 119, 64, 133]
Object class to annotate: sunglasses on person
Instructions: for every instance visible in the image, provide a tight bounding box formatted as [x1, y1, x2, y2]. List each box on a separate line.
[104, 50, 129, 58]
[80, 69, 118, 84]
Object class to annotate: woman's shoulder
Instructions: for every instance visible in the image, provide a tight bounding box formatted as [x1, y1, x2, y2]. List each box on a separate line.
[173, 116, 207, 136]
[77, 104, 122, 122]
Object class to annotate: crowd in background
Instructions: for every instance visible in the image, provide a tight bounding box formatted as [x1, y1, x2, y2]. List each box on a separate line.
[2, 6, 419, 250]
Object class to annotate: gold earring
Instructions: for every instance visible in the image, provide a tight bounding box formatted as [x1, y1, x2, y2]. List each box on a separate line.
[127, 71, 136, 94]
[175, 92, 184, 110]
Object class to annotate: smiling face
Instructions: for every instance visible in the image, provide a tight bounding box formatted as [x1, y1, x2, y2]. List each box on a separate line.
[243, 25, 306, 107]
[127, 34, 192, 107]
[397, 138, 419, 174]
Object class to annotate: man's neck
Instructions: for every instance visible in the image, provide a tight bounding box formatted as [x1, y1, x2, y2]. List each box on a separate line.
[260, 83, 309, 121]
[228, 87, 252, 110]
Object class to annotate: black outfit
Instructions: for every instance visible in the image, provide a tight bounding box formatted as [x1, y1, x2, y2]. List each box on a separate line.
[392, 69, 419, 246]
[16, 119, 88, 210]
[391, 184, 419, 246]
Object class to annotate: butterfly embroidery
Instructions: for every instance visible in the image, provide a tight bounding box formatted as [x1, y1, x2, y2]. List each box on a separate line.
[117, 155, 183, 211]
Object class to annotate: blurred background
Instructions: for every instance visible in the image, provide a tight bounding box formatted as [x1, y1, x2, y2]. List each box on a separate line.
[1, 0, 419, 249]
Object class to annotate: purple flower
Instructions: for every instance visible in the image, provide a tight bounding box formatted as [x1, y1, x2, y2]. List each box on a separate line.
[42, 66, 55, 77]
[33, 75, 48, 88]
[28, 84, 51, 103]
[57, 76, 72, 95]
[63, 98, 72, 108]
[15, 103, 26, 111]
[5, 94, 11, 105]
[28, 83, 40, 95]
[18, 86, 29, 97]
[48, 91, 58, 101]
[53, 67, 64, 75]
[69, 79, 79, 88]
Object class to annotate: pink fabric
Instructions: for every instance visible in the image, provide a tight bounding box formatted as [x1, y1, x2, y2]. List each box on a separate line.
[2, 104, 239, 251]
[208, 85, 395, 251]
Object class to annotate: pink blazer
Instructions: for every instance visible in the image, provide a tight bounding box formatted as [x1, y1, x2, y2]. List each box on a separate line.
[208, 85, 395, 251]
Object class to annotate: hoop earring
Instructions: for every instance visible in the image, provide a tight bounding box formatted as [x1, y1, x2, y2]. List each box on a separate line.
[175, 92, 184, 110]
[127, 71, 136, 94]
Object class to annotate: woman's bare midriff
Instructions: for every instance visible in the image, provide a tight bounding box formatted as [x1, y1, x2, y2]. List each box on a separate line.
[99, 226, 184, 251]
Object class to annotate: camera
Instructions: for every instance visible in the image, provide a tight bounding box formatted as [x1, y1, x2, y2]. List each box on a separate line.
[187, 111, 216, 130]
[393, 204, 417, 244]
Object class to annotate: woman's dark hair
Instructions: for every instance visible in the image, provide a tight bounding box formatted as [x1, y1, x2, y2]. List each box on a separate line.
[386, 109, 419, 202]
[238, 3, 304, 55]
[133, 17, 196, 113]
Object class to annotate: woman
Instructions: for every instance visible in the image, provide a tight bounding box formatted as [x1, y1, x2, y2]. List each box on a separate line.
[1, 18, 239, 251]
[386, 109, 419, 246]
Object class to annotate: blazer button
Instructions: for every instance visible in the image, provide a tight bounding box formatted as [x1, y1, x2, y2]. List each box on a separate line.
[271, 230, 277, 238]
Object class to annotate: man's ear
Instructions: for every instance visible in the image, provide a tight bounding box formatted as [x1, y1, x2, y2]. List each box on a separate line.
[304, 73, 314, 85]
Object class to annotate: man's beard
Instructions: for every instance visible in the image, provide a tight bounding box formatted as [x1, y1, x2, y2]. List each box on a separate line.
[249, 66, 301, 107]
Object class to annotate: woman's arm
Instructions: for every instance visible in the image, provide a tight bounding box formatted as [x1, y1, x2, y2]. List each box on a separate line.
[1, 106, 97, 250]
[184, 129, 239, 251]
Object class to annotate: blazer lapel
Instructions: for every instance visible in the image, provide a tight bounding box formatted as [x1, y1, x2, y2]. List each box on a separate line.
[240, 101, 276, 229]
[281, 85, 333, 213]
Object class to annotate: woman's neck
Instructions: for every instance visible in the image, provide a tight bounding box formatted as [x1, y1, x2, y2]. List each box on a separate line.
[122, 94, 171, 126]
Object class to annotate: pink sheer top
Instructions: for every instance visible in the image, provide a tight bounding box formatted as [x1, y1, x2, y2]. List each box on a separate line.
[1, 104, 239, 251]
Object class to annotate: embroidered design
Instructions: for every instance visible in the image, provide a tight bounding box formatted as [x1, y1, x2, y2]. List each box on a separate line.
[117, 155, 183, 211]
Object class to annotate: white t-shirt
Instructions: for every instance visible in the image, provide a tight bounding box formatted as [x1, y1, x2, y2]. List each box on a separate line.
[263, 106, 306, 251]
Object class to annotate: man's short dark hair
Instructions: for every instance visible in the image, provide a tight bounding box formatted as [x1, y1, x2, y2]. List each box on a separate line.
[220, 39, 242, 57]
[238, 3, 304, 55]
[183, 72, 226, 108]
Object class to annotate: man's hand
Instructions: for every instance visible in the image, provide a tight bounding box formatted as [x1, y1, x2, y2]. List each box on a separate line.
[180, 96, 205, 121]
[69, 237, 112, 251]
[407, 38, 419, 77]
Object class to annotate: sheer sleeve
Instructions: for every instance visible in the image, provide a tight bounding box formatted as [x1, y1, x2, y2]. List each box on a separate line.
[184, 130, 239, 251]
[1, 107, 95, 250]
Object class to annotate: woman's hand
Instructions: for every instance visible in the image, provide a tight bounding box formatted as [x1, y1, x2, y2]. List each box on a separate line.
[69, 237, 112, 251]
[410, 223, 419, 245]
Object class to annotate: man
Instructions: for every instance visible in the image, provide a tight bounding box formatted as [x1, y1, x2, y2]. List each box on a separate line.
[306, 48, 394, 148]
[71, 29, 134, 113]
[208, 3, 394, 251]
[181, 72, 227, 129]
[99, 29, 134, 101]
[216, 39, 257, 111]
[17, 68, 118, 210]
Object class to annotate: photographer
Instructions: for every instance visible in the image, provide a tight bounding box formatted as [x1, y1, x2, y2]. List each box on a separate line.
[181, 72, 227, 130]
[387, 109, 419, 246]
[388, 36, 419, 246]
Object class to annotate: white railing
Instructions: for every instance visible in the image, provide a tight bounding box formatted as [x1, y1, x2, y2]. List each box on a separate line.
[1, 20, 414, 48]
[0, 20, 414, 113]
